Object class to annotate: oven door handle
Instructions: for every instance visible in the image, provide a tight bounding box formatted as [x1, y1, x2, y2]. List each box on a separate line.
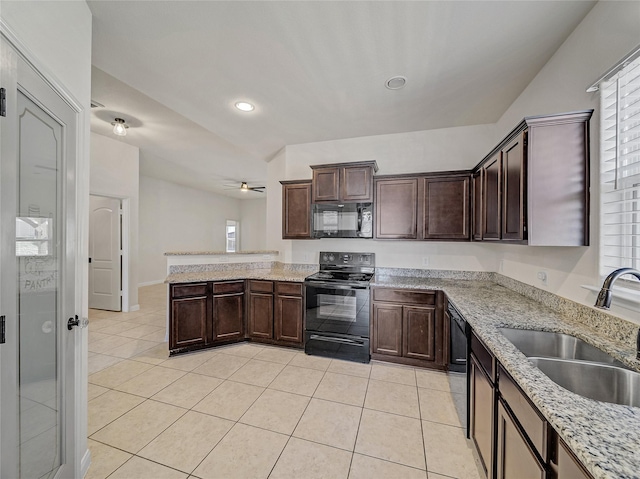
[309, 334, 365, 346]
[305, 281, 369, 290]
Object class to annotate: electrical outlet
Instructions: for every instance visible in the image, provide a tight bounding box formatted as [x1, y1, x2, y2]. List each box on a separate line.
[537, 270, 548, 286]
[422, 257, 430, 267]
[499, 259, 505, 273]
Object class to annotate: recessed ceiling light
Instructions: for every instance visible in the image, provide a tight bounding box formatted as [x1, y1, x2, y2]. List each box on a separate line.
[385, 76, 407, 90]
[235, 101, 255, 112]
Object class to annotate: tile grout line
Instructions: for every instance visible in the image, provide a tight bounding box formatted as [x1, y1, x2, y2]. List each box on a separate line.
[416, 369, 430, 475]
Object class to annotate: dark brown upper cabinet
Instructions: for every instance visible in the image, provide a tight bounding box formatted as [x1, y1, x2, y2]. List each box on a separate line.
[482, 153, 502, 241]
[375, 177, 419, 239]
[281, 180, 312, 239]
[311, 161, 378, 203]
[375, 172, 471, 241]
[474, 110, 592, 246]
[501, 132, 526, 241]
[422, 175, 470, 240]
[472, 170, 483, 241]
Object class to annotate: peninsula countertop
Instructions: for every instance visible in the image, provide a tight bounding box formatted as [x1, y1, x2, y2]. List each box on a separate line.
[165, 268, 312, 284]
[372, 274, 640, 479]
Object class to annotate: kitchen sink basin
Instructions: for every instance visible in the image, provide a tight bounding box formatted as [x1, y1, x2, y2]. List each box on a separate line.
[498, 327, 627, 367]
[529, 357, 640, 407]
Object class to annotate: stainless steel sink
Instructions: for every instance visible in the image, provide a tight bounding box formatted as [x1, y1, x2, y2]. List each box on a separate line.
[498, 327, 627, 367]
[529, 357, 640, 407]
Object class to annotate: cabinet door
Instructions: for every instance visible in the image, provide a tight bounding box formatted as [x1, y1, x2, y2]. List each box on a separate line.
[312, 167, 340, 202]
[482, 153, 501, 240]
[502, 131, 526, 241]
[402, 305, 437, 361]
[171, 296, 208, 350]
[496, 400, 546, 479]
[473, 171, 483, 241]
[554, 438, 592, 479]
[470, 355, 494, 478]
[275, 295, 303, 343]
[342, 165, 373, 202]
[422, 176, 470, 240]
[371, 303, 403, 356]
[282, 181, 312, 239]
[248, 292, 273, 339]
[375, 178, 419, 239]
[213, 293, 244, 341]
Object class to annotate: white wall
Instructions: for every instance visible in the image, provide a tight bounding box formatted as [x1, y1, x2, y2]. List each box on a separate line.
[90, 132, 140, 309]
[1, 1, 93, 476]
[139, 176, 243, 284]
[489, 0, 640, 323]
[266, 1, 640, 324]
[240, 198, 267, 251]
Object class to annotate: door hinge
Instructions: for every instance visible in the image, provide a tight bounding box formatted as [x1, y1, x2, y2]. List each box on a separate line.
[1, 88, 6, 117]
[0, 315, 5, 343]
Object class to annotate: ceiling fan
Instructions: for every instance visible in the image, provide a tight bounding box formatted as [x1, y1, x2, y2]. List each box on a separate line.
[223, 181, 266, 193]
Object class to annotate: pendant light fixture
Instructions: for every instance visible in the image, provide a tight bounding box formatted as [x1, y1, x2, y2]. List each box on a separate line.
[111, 118, 129, 136]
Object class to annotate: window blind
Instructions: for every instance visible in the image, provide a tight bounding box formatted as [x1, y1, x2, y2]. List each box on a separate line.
[600, 56, 640, 278]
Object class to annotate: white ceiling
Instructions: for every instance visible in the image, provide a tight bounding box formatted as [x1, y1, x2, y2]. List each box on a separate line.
[88, 0, 596, 198]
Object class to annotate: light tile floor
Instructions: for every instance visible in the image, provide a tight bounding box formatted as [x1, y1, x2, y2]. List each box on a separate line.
[87, 284, 481, 479]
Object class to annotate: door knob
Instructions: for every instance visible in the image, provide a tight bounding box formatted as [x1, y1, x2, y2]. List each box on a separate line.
[67, 315, 80, 330]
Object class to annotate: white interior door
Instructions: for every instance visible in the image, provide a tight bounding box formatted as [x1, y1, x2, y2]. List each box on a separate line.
[89, 195, 121, 311]
[1, 35, 79, 479]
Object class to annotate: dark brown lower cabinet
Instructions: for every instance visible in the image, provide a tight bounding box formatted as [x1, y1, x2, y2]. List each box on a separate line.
[170, 295, 208, 350]
[170, 282, 210, 351]
[370, 288, 444, 369]
[468, 326, 594, 479]
[274, 282, 304, 344]
[371, 303, 402, 356]
[471, 354, 494, 478]
[248, 280, 275, 339]
[495, 399, 546, 479]
[248, 292, 274, 339]
[403, 305, 437, 361]
[213, 292, 244, 341]
[170, 279, 304, 354]
[551, 438, 593, 479]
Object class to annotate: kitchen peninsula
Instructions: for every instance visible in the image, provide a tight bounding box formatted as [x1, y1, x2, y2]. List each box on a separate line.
[165, 252, 316, 355]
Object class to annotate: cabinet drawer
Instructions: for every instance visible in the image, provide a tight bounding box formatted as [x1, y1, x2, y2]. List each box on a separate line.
[276, 282, 303, 296]
[171, 282, 208, 299]
[249, 280, 274, 293]
[499, 365, 547, 461]
[372, 288, 436, 305]
[213, 281, 244, 294]
[471, 332, 495, 383]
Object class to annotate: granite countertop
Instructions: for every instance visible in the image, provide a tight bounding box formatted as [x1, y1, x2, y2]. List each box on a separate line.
[372, 275, 640, 479]
[165, 268, 310, 284]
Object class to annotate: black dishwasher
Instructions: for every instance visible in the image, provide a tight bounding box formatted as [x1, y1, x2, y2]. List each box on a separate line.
[447, 300, 470, 437]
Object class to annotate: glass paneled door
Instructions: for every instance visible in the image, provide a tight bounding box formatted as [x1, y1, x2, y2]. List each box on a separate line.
[1, 37, 79, 479]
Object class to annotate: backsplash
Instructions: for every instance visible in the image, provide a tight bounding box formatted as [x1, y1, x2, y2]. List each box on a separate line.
[494, 274, 639, 349]
[375, 267, 494, 281]
[169, 261, 318, 275]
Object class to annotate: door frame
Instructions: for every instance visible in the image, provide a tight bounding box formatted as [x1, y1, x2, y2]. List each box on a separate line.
[1, 21, 90, 479]
[88, 193, 133, 312]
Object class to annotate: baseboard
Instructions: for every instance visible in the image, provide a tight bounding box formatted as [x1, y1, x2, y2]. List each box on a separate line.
[138, 279, 166, 287]
[129, 304, 140, 312]
[81, 448, 91, 478]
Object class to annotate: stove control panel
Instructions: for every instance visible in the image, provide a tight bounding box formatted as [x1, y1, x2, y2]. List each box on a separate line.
[319, 251, 375, 267]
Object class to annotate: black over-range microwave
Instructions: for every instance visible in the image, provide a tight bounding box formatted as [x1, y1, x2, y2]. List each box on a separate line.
[312, 203, 373, 239]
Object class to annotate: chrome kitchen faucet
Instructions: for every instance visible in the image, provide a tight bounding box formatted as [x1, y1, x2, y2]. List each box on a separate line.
[594, 267, 640, 360]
